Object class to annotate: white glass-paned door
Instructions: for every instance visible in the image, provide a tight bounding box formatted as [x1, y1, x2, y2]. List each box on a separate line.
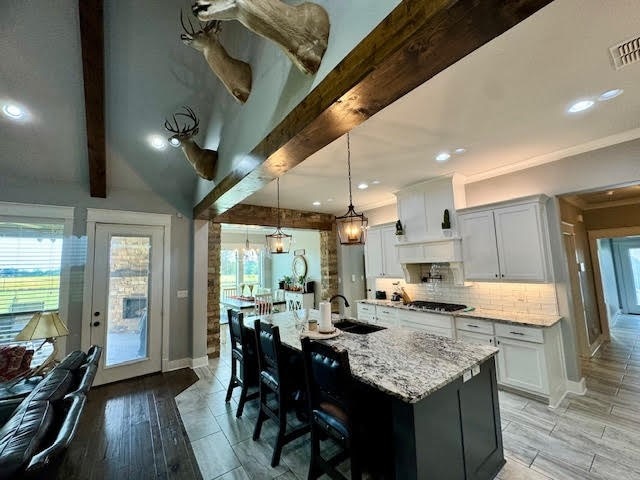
[615, 237, 640, 315]
[91, 224, 164, 385]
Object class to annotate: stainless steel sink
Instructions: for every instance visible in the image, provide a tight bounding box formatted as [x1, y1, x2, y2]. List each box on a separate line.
[333, 319, 386, 334]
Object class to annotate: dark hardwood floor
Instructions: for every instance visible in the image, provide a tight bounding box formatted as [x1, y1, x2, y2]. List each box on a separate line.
[53, 369, 202, 480]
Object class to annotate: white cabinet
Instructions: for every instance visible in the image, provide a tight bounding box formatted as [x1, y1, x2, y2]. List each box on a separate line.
[284, 291, 314, 310]
[495, 336, 548, 395]
[457, 330, 494, 346]
[356, 302, 376, 323]
[364, 224, 402, 278]
[457, 196, 551, 282]
[398, 311, 455, 339]
[375, 306, 398, 328]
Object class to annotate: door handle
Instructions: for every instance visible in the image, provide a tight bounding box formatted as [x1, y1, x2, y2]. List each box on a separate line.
[93, 321, 101, 327]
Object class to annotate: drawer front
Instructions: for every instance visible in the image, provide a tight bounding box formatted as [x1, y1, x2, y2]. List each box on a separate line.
[399, 319, 454, 338]
[495, 322, 543, 343]
[357, 303, 376, 322]
[455, 317, 494, 335]
[402, 310, 454, 329]
[376, 307, 398, 327]
[457, 330, 494, 346]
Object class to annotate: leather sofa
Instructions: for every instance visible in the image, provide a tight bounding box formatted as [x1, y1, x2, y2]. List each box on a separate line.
[0, 345, 102, 478]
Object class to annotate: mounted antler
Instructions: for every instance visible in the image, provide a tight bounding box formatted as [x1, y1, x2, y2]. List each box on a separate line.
[192, 0, 330, 75]
[180, 10, 252, 103]
[165, 106, 217, 180]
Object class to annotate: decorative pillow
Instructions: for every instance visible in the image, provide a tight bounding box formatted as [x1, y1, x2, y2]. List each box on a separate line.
[20, 349, 34, 371]
[0, 346, 27, 381]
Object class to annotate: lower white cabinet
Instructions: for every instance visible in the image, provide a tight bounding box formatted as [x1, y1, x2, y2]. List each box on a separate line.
[457, 330, 494, 346]
[375, 307, 398, 328]
[397, 311, 455, 339]
[356, 302, 376, 323]
[495, 336, 548, 394]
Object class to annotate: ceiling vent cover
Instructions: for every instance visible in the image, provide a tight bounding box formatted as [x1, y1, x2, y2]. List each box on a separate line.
[610, 35, 640, 70]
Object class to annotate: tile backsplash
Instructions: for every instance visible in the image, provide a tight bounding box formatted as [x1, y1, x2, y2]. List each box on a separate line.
[374, 266, 559, 316]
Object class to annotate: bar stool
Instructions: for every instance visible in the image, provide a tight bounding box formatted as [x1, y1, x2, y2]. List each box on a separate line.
[252, 320, 310, 467]
[225, 309, 259, 417]
[301, 337, 362, 480]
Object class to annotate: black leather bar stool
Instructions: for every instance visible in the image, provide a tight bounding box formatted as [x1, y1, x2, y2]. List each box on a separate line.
[301, 337, 362, 480]
[252, 319, 310, 467]
[225, 309, 259, 417]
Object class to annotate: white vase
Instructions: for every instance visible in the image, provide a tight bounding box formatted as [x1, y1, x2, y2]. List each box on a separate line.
[442, 229, 452, 237]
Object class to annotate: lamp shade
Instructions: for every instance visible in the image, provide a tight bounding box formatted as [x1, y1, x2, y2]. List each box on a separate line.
[15, 311, 69, 341]
[265, 228, 293, 254]
[336, 205, 368, 245]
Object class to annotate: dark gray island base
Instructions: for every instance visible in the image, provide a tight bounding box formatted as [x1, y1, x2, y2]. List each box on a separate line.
[391, 356, 504, 480]
[253, 311, 504, 479]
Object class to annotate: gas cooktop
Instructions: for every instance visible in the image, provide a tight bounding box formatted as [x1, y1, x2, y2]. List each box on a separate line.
[407, 301, 467, 312]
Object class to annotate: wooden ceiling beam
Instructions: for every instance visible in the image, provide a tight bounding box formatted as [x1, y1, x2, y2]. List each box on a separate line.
[79, 0, 106, 198]
[194, 0, 552, 219]
[212, 204, 335, 231]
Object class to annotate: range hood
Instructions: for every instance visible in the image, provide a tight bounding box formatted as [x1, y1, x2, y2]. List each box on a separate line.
[397, 238, 465, 285]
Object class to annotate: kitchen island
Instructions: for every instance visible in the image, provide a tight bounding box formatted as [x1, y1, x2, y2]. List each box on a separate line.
[252, 310, 505, 479]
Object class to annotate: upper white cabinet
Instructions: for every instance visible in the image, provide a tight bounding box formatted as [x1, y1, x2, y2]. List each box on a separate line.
[364, 224, 403, 278]
[458, 196, 552, 282]
[395, 176, 465, 242]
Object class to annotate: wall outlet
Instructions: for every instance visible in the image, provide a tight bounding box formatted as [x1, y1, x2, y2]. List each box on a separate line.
[472, 365, 480, 376]
[462, 370, 472, 383]
[177, 290, 189, 298]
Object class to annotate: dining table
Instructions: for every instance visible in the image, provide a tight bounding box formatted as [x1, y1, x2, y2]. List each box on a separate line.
[220, 296, 286, 313]
[247, 309, 504, 480]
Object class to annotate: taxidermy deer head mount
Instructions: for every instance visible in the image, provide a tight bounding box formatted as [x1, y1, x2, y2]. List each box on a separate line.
[164, 106, 217, 181]
[180, 11, 252, 103]
[192, 0, 330, 75]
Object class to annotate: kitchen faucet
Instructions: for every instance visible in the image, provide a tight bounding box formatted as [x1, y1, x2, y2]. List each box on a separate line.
[329, 294, 350, 308]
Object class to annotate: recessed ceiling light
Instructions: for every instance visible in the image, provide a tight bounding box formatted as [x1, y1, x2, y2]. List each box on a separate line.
[598, 89, 623, 101]
[567, 100, 594, 114]
[312, 201, 321, 206]
[148, 134, 167, 150]
[435, 152, 451, 162]
[606, 191, 614, 196]
[357, 183, 368, 190]
[169, 137, 181, 147]
[2, 103, 24, 119]
[454, 148, 466, 154]
[371, 180, 381, 185]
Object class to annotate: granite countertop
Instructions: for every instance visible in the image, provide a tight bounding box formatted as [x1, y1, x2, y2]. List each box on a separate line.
[358, 299, 562, 328]
[248, 310, 498, 404]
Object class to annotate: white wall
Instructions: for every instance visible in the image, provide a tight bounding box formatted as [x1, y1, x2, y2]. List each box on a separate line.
[194, 1, 401, 204]
[364, 203, 397, 227]
[270, 229, 321, 304]
[337, 243, 365, 318]
[597, 238, 621, 319]
[464, 139, 640, 207]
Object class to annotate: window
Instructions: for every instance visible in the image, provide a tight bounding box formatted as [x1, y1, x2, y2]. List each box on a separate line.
[220, 249, 238, 290]
[0, 218, 65, 352]
[219, 247, 265, 296]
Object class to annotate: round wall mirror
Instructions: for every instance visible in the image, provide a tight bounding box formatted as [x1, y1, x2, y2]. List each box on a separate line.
[292, 255, 308, 278]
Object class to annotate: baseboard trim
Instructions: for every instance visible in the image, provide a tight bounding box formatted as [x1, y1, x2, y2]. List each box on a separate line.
[165, 358, 192, 371]
[191, 356, 209, 368]
[566, 377, 587, 395]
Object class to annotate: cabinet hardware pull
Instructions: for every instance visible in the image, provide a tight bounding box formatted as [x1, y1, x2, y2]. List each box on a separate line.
[509, 331, 525, 335]
[467, 324, 479, 328]
[501, 274, 505, 278]
[495, 274, 498, 278]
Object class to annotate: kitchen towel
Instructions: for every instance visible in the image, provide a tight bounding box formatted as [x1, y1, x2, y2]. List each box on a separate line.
[318, 301, 332, 332]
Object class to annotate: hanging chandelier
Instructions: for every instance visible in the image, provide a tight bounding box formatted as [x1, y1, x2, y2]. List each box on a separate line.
[335, 133, 368, 245]
[265, 177, 292, 254]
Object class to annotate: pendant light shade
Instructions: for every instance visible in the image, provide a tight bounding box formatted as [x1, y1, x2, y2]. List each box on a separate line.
[335, 133, 368, 245]
[265, 178, 293, 254]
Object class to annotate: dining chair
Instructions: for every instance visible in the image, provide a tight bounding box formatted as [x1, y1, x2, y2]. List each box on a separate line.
[225, 309, 259, 417]
[287, 297, 303, 311]
[301, 337, 362, 480]
[253, 320, 310, 467]
[222, 287, 238, 299]
[254, 293, 273, 316]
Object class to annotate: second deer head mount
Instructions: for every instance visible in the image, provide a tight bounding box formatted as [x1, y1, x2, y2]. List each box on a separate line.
[165, 106, 217, 181]
[192, 0, 330, 75]
[180, 10, 252, 103]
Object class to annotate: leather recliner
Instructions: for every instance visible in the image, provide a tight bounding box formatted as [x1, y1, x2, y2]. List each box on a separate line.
[0, 345, 102, 478]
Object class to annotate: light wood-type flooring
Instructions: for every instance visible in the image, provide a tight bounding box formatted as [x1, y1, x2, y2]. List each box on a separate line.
[179, 314, 640, 479]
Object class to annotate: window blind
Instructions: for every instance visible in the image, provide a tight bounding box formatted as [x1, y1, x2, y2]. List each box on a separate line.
[0, 219, 64, 348]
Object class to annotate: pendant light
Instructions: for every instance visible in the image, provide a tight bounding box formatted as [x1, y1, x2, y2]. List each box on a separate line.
[265, 177, 292, 254]
[243, 227, 251, 252]
[335, 133, 368, 245]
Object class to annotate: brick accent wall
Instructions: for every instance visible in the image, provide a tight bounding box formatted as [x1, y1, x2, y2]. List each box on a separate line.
[207, 222, 221, 358]
[320, 226, 339, 308]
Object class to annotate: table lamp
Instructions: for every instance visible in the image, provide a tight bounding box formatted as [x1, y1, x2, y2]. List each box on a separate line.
[15, 311, 70, 376]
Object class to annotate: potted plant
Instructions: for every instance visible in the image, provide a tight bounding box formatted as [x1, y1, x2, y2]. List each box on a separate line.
[395, 220, 406, 242]
[298, 275, 306, 292]
[441, 209, 452, 237]
[278, 277, 286, 290]
[282, 275, 293, 290]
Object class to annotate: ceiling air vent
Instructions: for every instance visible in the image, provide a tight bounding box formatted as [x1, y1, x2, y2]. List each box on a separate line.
[610, 35, 640, 70]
